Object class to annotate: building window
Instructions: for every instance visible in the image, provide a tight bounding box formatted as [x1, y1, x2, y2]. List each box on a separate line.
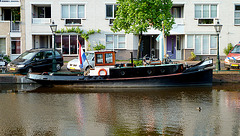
[106, 4, 118, 25]
[195, 4, 217, 18]
[187, 35, 217, 55]
[106, 35, 125, 50]
[171, 7, 183, 18]
[106, 4, 117, 19]
[11, 38, 21, 54]
[38, 7, 51, 18]
[62, 4, 85, 19]
[195, 4, 217, 25]
[235, 5, 240, 25]
[55, 35, 84, 55]
[0, 38, 6, 54]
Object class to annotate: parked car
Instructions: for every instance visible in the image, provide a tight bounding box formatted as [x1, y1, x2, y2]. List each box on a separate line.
[67, 51, 95, 72]
[7, 49, 64, 74]
[224, 43, 240, 70]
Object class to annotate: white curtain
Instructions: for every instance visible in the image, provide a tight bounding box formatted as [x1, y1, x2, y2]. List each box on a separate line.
[211, 5, 217, 18]
[203, 35, 209, 54]
[187, 35, 193, 48]
[70, 5, 77, 18]
[62, 5, 69, 18]
[78, 5, 85, 18]
[203, 5, 209, 18]
[195, 35, 201, 54]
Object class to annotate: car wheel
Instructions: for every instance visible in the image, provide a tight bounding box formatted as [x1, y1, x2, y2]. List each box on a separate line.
[85, 66, 92, 71]
[56, 64, 61, 71]
[226, 67, 230, 70]
[27, 67, 32, 73]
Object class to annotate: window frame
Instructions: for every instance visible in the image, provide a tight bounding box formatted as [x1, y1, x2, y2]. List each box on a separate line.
[186, 34, 217, 55]
[55, 34, 85, 56]
[0, 38, 6, 55]
[61, 4, 86, 20]
[105, 4, 118, 19]
[106, 34, 126, 50]
[194, 4, 218, 25]
[234, 4, 240, 25]
[11, 37, 21, 55]
[194, 4, 218, 19]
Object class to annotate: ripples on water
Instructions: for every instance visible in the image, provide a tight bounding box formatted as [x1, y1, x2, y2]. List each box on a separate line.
[0, 83, 240, 136]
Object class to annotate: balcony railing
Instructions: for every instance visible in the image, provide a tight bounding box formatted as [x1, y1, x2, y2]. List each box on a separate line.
[10, 21, 20, 32]
[175, 18, 184, 24]
[0, 0, 19, 2]
[32, 18, 51, 24]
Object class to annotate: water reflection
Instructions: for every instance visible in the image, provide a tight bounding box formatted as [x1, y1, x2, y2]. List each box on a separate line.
[0, 84, 240, 135]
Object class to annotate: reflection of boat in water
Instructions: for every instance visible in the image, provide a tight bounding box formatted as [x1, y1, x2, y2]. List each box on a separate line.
[27, 51, 214, 87]
[0, 84, 41, 92]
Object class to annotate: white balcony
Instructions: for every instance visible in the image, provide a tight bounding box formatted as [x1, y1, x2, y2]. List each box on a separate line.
[11, 21, 20, 32]
[174, 18, 184, 24]
[0, 0, 20, 7]
[0, 0, 19, 2]
[32, 18, 51, 24]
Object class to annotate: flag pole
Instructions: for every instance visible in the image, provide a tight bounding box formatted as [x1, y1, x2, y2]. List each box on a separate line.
[78, 40, 90, 67]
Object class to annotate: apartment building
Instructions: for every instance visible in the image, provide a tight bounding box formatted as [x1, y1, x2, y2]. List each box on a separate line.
[0, 0, 24, 60]
[1, 0, 240, 61]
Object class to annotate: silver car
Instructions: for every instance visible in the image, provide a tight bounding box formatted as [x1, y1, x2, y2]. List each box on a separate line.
[67, 51, 95, 72]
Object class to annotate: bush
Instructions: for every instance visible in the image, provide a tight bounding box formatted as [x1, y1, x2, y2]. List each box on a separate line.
[3, 55, 11, 62]
[130, 60, 142, 66]
[93, 42, 105, 50]
[187, 52, 196, 61]
[223, 43, 234, 56]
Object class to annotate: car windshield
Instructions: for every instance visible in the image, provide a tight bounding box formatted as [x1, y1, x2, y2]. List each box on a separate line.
[231, 45, 240, 53]
[86, 53, 94, 60]
[17, 51, 37, 60]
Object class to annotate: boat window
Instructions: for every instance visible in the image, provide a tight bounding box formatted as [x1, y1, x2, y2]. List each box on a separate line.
[96, 54, 103, 64]
[105, 53, 113, 63]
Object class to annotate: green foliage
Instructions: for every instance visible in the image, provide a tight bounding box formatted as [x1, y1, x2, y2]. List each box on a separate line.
[130, 60, 143, 66]
[97, 29, 101, 33]
[87, 29, 95, 35]
[11, 8, 20, 22]
[93, 42, 106, 50]
[55, 27, 100, 41]
[81, 33, 89, 41]
[111, 0, 174, 59]
[223, 43, 234, 56]
[188, 52, 196, 61]
[3, 56, 11, 62]
[111, 0, 174, 36]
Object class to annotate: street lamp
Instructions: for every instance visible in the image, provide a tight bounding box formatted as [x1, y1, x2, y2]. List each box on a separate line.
[50, 21, 57, 72]
[214, 21, 223, 71]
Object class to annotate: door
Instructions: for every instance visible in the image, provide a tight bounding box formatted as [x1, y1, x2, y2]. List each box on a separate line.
[167, 35, 176, 59]
[32, 52, 48, 71]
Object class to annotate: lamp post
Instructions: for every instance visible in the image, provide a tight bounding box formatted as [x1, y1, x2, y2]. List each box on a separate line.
[50, 21, 57, 72]
[214, 21, 223, 71]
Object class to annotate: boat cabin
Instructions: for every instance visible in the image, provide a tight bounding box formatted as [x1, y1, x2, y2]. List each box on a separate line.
[90, 51, 116, 76]
[89, 50, 185, 78]
[95, 51, 116, 66]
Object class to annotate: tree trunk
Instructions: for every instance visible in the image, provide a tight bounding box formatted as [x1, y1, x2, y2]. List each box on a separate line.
[137, 32, 143, 60]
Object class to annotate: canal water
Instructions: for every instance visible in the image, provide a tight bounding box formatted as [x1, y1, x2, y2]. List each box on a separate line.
[0, 84, 240, 136]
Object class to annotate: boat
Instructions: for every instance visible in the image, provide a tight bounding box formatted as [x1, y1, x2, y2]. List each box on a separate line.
[27, 51, 214, 87]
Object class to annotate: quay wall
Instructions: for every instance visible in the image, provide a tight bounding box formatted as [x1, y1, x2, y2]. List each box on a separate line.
[0, 72, 240, 84]
[212, 71, 240, 83]
[0, 74, 35, 84]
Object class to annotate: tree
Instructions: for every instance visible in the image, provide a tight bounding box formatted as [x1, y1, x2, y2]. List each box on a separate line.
[111, 0, 174, 59]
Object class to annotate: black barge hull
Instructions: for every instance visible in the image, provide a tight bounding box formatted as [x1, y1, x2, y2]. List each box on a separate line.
[27, 69, 213, 87]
